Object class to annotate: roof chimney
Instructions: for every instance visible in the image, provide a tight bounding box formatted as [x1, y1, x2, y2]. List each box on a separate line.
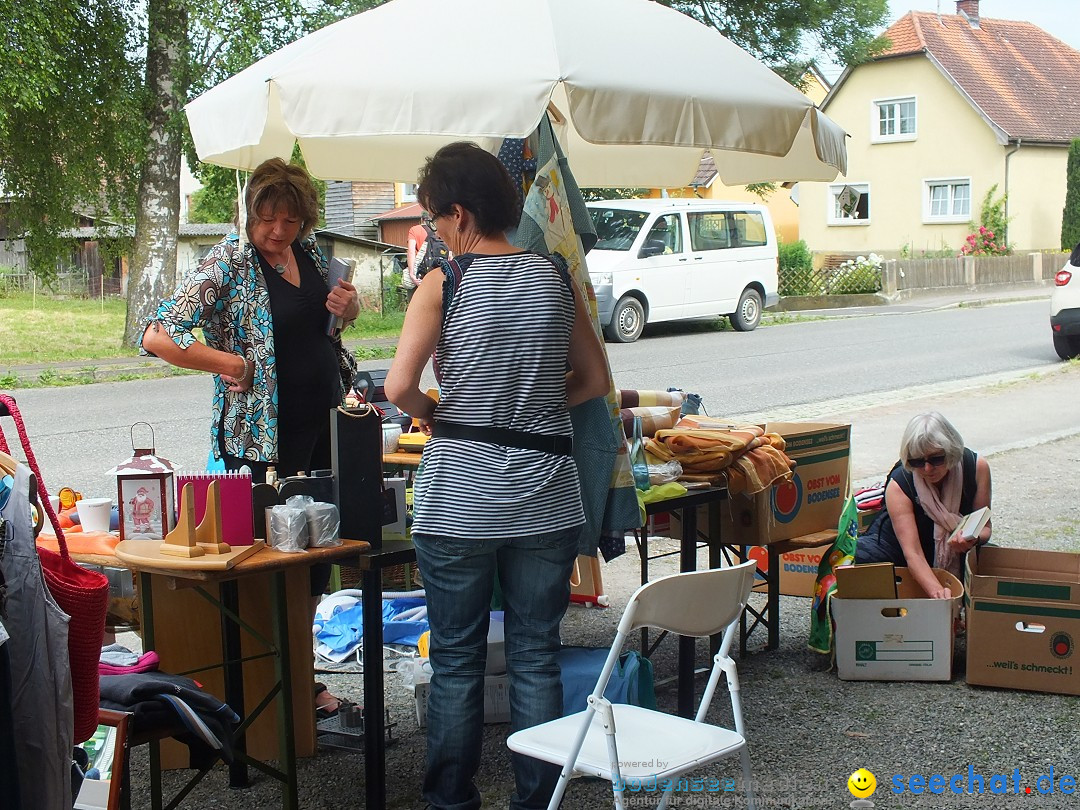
[956, 0, 980, 27]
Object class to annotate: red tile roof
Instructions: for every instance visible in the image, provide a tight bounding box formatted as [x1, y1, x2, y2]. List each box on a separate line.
[368, 201, 425, 221]
[876, 11, 1080, 143]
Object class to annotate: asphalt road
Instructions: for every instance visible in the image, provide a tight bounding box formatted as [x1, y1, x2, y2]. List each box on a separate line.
[607, 299, 1057, 418]
[1, 299, 1059, 498]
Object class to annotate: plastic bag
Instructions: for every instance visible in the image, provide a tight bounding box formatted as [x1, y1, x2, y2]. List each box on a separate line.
[305, 501, 341, 548]
[808, 495, 859, 655]
[647, 460, 682, 485]
[267, 503, 309, 553]
[628, 416, 651, 492]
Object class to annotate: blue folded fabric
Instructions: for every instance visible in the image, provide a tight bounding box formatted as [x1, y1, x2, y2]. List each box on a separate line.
[315, 597, 430, 655]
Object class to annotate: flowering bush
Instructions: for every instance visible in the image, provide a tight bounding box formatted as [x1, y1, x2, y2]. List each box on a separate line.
[960, 226, 1009, 256]
[827, 253, 883, 294]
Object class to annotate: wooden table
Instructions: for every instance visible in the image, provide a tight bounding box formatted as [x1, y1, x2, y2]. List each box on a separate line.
[381, 450, 422, 468]
[122, 539, 370, 810]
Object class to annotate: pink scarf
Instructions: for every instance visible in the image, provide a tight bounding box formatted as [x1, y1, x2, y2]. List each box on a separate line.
[912, 463, 964, 576]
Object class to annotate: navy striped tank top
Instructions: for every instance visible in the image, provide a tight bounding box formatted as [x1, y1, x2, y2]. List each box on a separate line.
[411, 251, 584, 539]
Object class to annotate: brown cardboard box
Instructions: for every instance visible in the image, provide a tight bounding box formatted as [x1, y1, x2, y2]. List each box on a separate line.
[729, 422, 851, 546]
[836, 562, 897, 599]
[749, 545, 826, 598]
[965, 546, 1080, 696]
[833, 567, 963, 681]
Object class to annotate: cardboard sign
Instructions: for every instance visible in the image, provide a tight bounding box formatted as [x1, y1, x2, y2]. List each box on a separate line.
[965, 547, 1080, 696]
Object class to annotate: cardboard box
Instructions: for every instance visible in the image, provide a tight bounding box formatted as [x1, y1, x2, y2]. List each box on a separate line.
[412, 672, 511, 727]
[749, 545, 826, 598]
[833, 567, 962, 681]
[965, 547, 1080, 696]
[728, 422, 851, 546]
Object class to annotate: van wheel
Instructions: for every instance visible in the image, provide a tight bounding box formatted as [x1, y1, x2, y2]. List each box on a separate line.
[604, 296, 646, 343]
[1053, 333, 1080, 360]
[730, 288, 762, 332]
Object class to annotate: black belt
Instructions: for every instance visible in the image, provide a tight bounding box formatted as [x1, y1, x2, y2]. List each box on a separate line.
[431, 420, 573, 457]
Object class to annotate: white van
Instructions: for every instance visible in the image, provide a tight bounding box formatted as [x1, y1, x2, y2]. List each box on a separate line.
[585, 199, 779, 342]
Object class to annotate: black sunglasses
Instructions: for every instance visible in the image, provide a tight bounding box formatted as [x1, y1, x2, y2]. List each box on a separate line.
[908, 453, 947, 469]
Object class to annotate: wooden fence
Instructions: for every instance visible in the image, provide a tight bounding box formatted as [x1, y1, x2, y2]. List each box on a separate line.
[879, 252, 1067, 296]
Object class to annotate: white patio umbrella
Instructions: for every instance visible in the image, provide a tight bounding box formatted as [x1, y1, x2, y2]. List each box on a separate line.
[186, 0, 847, 187]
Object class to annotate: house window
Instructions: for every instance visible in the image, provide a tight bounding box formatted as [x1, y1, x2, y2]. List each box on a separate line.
[827, 183, 870, 225]
[924, 178, 971, 222]
[873, 97, 916, 142]
[399, 183, 418, 203]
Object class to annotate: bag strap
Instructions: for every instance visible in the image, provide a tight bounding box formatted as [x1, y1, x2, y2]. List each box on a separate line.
[0, 394, 67, 557]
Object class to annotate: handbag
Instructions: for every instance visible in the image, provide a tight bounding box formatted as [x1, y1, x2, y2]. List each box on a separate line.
[0, 393, 109, 744]
[557, 647, 656, 715]
[628, 416, 651, 492]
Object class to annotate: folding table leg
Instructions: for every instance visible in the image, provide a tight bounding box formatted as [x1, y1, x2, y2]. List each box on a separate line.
[219, 581, 249, 789]
[270, 572, 298, 810]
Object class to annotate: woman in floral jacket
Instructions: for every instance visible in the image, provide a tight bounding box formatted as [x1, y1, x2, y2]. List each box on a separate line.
[142, 157, 358, 476]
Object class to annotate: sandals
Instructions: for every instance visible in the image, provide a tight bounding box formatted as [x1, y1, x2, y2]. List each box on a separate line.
[314, 682, 343, 719]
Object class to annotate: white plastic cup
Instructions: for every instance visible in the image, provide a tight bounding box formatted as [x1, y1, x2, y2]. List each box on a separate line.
[76, 497, 113, 533]
[48, 495, 61, 513]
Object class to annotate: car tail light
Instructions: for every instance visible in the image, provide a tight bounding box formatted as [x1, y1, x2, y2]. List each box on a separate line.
[1056, 269, 1073, 286]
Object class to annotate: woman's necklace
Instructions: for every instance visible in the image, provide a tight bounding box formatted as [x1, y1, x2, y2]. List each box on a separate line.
[273, 250, 294, 276]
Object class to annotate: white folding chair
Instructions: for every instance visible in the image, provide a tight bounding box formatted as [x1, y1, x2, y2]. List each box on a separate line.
[507, 560, 757, 810]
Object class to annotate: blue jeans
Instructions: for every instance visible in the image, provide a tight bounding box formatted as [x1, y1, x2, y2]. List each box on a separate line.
[413, 528, 581, 810]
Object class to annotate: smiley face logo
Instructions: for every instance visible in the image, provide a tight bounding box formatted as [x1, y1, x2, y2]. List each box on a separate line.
[848, 768, 876, 798]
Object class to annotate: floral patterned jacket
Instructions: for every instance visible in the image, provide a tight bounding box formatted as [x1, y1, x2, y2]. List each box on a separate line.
[141, 232, 357, 463]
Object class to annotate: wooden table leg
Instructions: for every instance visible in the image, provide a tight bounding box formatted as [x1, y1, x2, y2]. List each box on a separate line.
[219, 580, 249, 789]
[271, 571, 298, 810]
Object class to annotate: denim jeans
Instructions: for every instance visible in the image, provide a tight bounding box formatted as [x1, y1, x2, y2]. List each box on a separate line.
[413, 527, 581, 810]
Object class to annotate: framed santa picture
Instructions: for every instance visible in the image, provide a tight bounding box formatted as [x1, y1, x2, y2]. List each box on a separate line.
[108, 452, 177, 541]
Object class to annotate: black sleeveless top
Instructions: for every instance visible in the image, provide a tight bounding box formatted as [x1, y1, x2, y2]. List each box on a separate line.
[856, 448, 978, 567]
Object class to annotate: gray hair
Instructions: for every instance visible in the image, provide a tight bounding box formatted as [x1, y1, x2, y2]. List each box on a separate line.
[899, 412, 965, 469]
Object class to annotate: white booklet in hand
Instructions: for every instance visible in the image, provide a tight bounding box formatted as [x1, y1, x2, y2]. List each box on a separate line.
[948, 506, 991, 545]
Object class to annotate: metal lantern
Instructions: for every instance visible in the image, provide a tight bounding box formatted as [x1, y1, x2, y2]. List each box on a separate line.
[107, 423, 176, 541]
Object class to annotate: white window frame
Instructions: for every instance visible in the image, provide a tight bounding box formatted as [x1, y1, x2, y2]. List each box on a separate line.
[398, 182, 418, 204]
[923, 177, 972, 223]
[826, 182, 871, 226]
[871, 96, 917, 143]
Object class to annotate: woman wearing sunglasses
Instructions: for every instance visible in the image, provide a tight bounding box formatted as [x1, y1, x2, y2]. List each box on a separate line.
[856, 411, 992, 598]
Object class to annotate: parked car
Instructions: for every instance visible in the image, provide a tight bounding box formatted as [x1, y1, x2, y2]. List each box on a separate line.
[1051, 243, 1080, 360]
[585, 199, 779, 342]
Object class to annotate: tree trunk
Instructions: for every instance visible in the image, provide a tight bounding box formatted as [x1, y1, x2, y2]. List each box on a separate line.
[123, 0, 188, 346]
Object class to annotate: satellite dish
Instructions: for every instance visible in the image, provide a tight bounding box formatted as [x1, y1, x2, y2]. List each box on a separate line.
[836, 185, 862, 219]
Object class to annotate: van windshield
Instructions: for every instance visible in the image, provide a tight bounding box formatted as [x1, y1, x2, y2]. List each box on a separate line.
[589, 208, 648, 251]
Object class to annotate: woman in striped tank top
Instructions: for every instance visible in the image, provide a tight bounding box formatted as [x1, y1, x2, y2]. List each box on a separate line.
[386, 142, 609, 810]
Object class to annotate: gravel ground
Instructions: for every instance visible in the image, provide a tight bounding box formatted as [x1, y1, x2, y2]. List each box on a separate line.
[118, 434, 1080, 810]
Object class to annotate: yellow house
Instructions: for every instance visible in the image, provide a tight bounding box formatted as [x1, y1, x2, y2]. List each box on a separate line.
[799, 0, 1080, 257]
[648, 67, 830, 244]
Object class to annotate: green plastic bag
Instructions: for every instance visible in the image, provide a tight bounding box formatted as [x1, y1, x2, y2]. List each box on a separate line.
[808, 495, 859, 655]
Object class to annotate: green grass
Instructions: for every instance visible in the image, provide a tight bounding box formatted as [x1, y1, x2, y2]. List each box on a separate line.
[0, 289, 404, 387]
[345, 308, 405, 339]
[0, 290, 404, 364]
[0, 291, 136, 365]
